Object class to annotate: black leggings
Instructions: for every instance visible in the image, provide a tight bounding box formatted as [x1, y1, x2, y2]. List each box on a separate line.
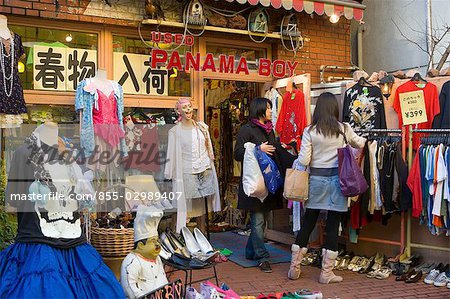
[295, 208, 344, 251]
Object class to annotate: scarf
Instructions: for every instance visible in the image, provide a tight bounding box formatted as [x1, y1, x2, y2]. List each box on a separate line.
[251, 118, 273, 134]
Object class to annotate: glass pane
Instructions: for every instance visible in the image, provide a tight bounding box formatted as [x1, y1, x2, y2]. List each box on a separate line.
[205, 44, 267, 71]
[113, 36, 191, 97]
[9, 25, 98, 91]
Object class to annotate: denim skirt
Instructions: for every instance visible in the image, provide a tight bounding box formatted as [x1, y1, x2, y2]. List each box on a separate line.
[305, 175, 348, 212]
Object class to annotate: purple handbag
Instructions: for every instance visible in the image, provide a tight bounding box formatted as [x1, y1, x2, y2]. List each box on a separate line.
[338, 128, 368, 197]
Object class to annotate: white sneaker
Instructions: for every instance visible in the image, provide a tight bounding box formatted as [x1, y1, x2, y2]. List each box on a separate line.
[447, 281, 450, 289]
[433, 272, 450, 287]
[424, 269, 440, 284]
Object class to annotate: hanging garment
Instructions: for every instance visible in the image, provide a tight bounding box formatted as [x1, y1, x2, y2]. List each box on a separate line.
[393, 81, 440, 150]
[379, 141, 399, 213]
[343, 83, 386, 136]
[408, 152, 423, 218]
[433, 81, 450, 128]
[75, 79, 128, 158]
[275, 89, 307, 146]
[265, 88, 283, 127]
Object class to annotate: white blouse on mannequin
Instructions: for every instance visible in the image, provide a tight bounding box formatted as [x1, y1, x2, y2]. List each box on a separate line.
[179, 124, 211, 174]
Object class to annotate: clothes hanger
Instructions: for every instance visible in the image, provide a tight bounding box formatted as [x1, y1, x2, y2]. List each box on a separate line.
[411, 72, 427, 83]
[358, 76, 373, 86]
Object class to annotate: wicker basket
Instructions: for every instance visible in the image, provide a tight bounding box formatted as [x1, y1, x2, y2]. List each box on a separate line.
[90, 227, 135, 257]
[89, 184, 138, 257]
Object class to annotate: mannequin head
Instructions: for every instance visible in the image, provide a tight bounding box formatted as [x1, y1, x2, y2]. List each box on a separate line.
[134, 237, 161, 260]
[34, 122, 59, 146]
[175, 98, 194, 123]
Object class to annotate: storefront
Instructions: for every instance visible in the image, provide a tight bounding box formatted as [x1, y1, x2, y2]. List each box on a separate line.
[1, 0, 365, 235]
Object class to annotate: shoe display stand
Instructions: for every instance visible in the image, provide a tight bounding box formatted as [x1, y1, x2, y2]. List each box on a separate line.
[163, 259, 219, 296]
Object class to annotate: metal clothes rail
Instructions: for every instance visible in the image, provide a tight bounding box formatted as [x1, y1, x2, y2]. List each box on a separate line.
[406, 128, 450, 255]
[353, 128, 406, 251]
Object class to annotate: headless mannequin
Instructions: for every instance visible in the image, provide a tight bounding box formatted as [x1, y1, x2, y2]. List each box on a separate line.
[34, 122, 58, 146]
[0, 15, 12, 40]
[90, 69, 114, 96]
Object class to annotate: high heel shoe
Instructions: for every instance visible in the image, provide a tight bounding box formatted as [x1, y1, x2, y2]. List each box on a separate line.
[165, 230, 190, 258]
[194, 228, 215, 254]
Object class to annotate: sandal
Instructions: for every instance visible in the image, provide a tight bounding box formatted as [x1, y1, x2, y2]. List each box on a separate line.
[375, 267, 392, 279]
[359, 256, 375, 274]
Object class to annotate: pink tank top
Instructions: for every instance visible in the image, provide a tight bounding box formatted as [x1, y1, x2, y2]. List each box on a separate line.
[93, 89, 124, 147]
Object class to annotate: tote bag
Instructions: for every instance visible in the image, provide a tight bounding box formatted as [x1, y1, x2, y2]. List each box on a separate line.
[338, 129, 368, 197]
[242, 142, 268, 201]
[254, 146, 284, 194]
[283, 167, 309, 202]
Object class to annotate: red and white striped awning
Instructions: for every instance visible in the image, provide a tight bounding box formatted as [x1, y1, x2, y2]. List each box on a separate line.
[224, 0, 365, 21]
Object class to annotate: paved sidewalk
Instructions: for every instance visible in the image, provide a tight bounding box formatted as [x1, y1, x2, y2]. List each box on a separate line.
[168, 261, 450, 298]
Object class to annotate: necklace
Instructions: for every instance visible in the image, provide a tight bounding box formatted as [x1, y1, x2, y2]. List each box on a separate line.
[0, 32, 14, 97]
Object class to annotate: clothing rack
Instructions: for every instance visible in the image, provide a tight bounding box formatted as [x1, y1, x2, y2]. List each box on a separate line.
[351, 128, 407, 251]
[406, 128, 450, 255]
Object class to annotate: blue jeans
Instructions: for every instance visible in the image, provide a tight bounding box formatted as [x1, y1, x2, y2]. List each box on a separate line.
[245, 211, 270, 263]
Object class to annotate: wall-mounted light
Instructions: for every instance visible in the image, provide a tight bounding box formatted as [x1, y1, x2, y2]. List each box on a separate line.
[329, 14, 340, 24]
[65, 33, 73, 43]
[379, 75, 395, 98]
[169, 68, 178, 78]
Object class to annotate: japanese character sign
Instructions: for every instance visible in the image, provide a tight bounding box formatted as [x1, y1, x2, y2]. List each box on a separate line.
[399, 90, 428, 125]
[33, 45, 97, 91]
[113, 52, 169, 96]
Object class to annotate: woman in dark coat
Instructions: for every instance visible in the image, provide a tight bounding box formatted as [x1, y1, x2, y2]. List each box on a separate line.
[233, 97, 285, 273]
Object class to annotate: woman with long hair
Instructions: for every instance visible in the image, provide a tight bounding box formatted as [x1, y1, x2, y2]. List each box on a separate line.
[234, 97, 285, 273]
[287, 92, 366, 284]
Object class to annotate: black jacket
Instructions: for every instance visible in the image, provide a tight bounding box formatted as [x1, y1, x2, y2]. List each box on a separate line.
[234, 123, 287, 212]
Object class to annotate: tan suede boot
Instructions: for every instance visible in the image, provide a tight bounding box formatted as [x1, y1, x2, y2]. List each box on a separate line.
[288, 245, 308, 280]
[319, 249, 343, 284]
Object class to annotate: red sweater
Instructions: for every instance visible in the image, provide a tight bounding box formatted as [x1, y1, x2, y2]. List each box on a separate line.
[275, 89, 307, 146]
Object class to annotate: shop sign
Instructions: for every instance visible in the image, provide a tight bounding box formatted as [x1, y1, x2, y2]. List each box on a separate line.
[113, 52, 169, 96]
[143, 279, 183, 299]
[146, 31, 298, 78]
[33, 45, 97, 91]
[150, 49, 298, 78]
[399, 90, 428, 125]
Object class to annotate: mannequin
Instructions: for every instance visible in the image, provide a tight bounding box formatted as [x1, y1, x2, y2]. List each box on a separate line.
[1, 124, 125, 298]
[33, 122, 59, 146]
[0, 14, 26, 128]
[88, 68, 114, 96]
[76, 68, 127, 160]
[0, 15, 11, 40]
[164, 98, 221, 233]
[121, 205, 168, 299]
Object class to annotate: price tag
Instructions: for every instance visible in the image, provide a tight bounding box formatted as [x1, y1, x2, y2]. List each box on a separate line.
[399, 90, 427, 125]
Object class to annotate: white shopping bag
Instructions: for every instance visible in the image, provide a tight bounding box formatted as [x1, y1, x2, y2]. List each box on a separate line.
[243, 142, 268, 202]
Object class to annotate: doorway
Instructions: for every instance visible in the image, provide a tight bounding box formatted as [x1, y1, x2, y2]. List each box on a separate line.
[203, 79, 262, 227]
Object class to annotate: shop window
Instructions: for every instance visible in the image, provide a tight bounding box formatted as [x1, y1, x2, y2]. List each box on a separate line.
[113, 36, 191, 97]
[9, 25, 98, 91]
[205, 44, 267, 71]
